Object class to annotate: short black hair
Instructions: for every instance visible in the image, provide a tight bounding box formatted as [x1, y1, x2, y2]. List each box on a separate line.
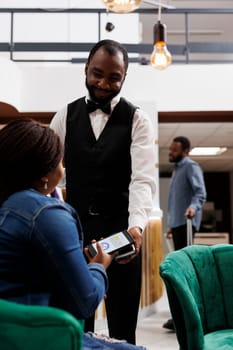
[87, 39, 129, 71]
[173, 136, 191, 151]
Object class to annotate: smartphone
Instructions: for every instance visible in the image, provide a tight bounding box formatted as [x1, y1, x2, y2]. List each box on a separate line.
[87, 230, 135, 257]
[114, 243, 136, 261]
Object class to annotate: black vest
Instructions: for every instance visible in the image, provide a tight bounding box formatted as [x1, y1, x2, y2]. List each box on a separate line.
[65, 97, 137, 219]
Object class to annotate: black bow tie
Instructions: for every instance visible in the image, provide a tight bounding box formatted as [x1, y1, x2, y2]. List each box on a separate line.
[86, 100, 111, 114]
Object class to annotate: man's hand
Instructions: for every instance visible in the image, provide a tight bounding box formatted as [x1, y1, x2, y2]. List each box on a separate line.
[185, 207, 196, 218]
[166, 228, 172, 239]
[128, 226, 143, 253]
[116, 226, 142, 265]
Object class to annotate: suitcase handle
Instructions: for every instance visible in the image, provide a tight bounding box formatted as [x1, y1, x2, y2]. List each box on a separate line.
[187, 217, 193, 246]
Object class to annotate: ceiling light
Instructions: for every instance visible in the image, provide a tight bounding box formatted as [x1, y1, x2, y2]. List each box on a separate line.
[150, 21, 172, 70]
[102, 0, 142, 13]
[105, 8, 115, 32]
[150, 3, 171, 70]
[105, 21, 115, 31]
[190, 147, 227, 156]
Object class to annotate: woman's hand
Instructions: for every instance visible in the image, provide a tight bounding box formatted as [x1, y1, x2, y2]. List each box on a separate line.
[84, 241, 114, 269]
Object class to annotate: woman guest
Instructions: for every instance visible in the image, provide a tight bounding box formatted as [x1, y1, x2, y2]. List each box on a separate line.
[0, 118, 146, 350]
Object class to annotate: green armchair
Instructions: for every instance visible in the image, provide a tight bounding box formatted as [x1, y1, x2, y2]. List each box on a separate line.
[160, 244, 233, 350]
[0, 298, 84, 350]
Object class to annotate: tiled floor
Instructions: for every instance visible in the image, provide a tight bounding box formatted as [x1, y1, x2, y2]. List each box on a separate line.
[136, 292, 179, 349]
[96, 290, 179, 350]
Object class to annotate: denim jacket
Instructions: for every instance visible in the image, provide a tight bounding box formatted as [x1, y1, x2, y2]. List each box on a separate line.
[0, 189, 108, 320]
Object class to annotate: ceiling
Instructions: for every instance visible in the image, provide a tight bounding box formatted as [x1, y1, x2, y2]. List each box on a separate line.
[142, 1, 233, 173]
[159, 122, 233, 173]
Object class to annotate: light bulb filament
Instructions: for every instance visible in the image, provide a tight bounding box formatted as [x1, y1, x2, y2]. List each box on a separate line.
[150, 41, 172, 70]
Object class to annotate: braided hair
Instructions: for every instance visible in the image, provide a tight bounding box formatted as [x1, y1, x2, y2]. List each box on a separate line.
[0, 118, 63, 205]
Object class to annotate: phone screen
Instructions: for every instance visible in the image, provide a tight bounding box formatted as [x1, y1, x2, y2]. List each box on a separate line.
[88, 231, 134, 257]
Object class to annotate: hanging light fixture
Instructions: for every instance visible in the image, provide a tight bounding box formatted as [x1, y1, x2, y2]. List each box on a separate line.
[102, 0, 142, 14]
[150, 3, 172, 70]
[105, 9, 115, 32]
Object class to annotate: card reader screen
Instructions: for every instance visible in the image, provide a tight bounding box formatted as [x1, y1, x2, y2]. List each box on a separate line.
[92, 232, 130, 254]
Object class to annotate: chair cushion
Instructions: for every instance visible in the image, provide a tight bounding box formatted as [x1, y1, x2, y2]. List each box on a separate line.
[0, 299, 84, 350]
[160, 244, 233, 350]
[185, 245, 227, 333]
[204, 329, 233, 350]
[212, 245, 233, 328]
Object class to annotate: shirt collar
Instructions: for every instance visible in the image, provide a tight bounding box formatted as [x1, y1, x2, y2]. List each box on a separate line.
[175, 156, 189, 167]
[85, 93, 120, 114]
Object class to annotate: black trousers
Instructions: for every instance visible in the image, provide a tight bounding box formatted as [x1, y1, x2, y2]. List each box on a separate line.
[82, 214, 142, 345]
[172, 224, 196, 250]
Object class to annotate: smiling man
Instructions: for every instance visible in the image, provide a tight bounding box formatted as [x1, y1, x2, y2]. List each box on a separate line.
[50, 39, 156, 345]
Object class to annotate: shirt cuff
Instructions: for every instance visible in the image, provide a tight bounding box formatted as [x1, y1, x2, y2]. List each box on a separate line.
[128, 215, 148, 233]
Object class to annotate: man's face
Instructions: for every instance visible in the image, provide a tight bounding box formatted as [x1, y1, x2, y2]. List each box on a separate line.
[169, 141, 187, 163]
[85, 48, 126, 104]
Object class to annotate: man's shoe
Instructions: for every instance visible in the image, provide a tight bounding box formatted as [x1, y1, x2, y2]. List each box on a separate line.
[163, 318, 175, 331]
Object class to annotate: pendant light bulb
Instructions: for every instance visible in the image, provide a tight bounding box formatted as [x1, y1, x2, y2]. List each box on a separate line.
[150, 21, 172, 70]
[102, 0, 142, 14]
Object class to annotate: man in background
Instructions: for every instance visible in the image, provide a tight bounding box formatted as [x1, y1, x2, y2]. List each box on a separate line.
[50, 39, 156, 344]
[163, 136, 206, 330]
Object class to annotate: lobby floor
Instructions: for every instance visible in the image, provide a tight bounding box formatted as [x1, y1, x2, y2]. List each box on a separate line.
[96, 290, 179, 350]
[135, 292, 179, 349]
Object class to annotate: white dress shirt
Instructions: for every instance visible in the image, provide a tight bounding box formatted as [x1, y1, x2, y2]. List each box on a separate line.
[50, 94, 156, 231]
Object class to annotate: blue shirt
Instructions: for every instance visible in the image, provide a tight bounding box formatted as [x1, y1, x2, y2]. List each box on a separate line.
[0, 189, 108, 320]
[168, 157, 206, 230]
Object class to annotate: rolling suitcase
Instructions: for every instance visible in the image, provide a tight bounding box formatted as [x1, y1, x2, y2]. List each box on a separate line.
[165, 217, 193, 252]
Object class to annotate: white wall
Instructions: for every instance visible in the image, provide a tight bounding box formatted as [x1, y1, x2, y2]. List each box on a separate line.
[0, 58, 21, 109]
[1, 62, 232, 112]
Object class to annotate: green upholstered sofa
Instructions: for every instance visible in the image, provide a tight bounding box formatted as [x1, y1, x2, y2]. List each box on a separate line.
[160, 244, 233, 350]
[0, 298, 84, 350]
